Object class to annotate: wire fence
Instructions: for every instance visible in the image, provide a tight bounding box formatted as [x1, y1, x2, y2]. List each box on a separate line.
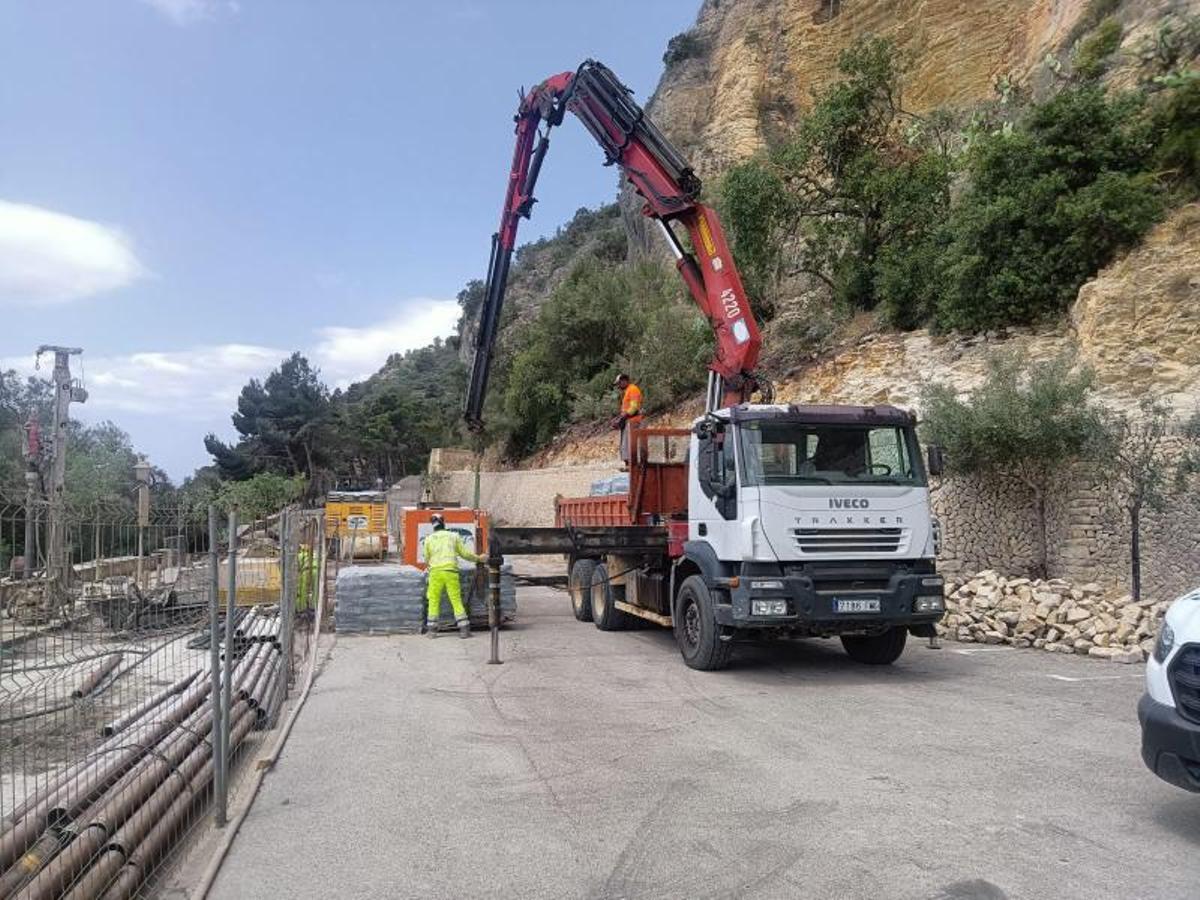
[0, 493, 326, 899]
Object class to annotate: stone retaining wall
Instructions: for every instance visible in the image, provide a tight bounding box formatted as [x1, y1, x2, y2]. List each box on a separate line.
[932, 470, 1200, 602]
[429, 464, 620, 527]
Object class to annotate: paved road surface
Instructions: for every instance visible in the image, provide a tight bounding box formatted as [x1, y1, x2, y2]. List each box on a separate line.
[211, 582, 1198, 899]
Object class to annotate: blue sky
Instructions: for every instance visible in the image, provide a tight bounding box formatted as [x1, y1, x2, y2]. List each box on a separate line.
[0, 0, 696, 479]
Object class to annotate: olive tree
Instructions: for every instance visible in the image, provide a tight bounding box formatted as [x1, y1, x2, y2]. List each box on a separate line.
[921, 353, 1105, 578]
[1097, 399, 1179, 601]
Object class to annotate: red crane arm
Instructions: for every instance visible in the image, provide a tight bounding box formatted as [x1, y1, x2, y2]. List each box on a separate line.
[465, 60, 765, 429]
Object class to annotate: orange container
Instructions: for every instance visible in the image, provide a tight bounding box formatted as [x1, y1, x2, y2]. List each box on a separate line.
[401, 507, 490, 570]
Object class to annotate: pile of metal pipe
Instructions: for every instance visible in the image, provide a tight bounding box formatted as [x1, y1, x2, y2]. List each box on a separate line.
[0, 625, 287, 900]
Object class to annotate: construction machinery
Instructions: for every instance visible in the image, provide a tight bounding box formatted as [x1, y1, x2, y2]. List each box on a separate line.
[466, 60, 944, 670]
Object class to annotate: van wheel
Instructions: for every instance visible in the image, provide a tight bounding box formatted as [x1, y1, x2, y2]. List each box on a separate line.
[591, 564, 631, 631]
[674, 575, 732, 671]
[569, 559, 596, 622]
[841, 627, 907, 665]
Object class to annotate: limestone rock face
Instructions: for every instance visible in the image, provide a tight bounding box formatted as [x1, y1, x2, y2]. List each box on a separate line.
[1072, 204, 1200, 411]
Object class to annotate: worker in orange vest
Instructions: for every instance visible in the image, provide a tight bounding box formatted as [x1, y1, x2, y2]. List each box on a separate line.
[611, 373, 644, 467]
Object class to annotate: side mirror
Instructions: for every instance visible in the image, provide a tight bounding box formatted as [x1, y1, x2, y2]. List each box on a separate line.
[927, 445, 945, 478]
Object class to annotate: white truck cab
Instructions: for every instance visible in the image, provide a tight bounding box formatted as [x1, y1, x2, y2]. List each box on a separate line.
[1139, 587, 1200, 792]
[671, 403, 945, 669]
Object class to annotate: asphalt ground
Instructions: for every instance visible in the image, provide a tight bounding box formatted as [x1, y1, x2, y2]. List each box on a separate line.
[209, 578, 1199, 900]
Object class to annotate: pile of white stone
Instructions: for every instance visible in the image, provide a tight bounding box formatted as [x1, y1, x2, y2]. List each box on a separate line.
[939, 570, 1167, 664]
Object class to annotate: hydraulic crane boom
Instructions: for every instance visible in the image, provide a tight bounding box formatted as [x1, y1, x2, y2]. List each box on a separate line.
[464, 60, 767, 429]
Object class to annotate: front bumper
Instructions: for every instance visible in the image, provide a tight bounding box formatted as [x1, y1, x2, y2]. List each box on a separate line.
[1138, 693, 1200, 792]
[718, 565, 943, 634]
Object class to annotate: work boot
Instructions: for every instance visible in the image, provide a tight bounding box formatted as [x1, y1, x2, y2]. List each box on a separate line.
[427, 622, 439, 638]
[457, 618, 471, 639]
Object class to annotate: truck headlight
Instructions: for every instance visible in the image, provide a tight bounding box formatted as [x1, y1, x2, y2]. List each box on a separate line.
[914, 596, 944, 613]
[751, 599, 788, 616]
[751, 580, 784, 591]
[1154, 622, 1175, 663]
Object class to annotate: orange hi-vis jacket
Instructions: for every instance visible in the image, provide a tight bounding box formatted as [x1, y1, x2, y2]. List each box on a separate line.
[621, 383, 644, 424]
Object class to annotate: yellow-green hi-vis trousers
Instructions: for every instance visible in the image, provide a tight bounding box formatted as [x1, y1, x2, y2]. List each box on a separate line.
[427, 568, 468, 624]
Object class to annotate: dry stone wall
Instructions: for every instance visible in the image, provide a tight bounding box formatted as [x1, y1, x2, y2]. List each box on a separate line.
[930, 465, 1200, 603]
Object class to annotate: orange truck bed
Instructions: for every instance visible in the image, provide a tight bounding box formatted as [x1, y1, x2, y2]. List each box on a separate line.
[555, 494, 631, 528]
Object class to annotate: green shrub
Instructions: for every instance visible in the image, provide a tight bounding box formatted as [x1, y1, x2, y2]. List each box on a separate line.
[934, 86, 1164, 332]
[1066, 0, 1122, 48]
[499, 260, 702, 455]
[1152, 78, 1200, 194]
[216, 473, 306, 522]
[720, 36, 953, 326]
[663, 32, 705, 67]
[1074, 16, 1123, 79]
[719, 159, 791, 315]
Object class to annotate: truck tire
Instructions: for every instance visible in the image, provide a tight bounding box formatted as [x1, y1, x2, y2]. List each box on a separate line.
[841, 627, 908, 665]
[591, 563, 631, 631]
[569, 559, 597, 622]
[674, 575, 732, 671]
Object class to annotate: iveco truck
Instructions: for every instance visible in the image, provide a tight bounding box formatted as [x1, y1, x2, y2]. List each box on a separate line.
[489, 403, 946, 671]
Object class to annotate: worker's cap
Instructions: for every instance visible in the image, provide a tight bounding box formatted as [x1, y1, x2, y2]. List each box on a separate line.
[612, 373, 630, 386]
[430, 513, 445, 528]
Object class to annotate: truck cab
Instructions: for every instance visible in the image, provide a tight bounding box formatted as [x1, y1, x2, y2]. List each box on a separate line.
[672, 403, 945, 668]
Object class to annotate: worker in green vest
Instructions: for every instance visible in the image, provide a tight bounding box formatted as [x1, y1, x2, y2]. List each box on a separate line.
[422, 514, 483, 638]
[296, 543, 319, 616]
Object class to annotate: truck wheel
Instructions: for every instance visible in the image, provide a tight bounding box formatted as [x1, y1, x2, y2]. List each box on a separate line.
[841, 627, 908, 665]
[591, 564, 630, 631]
[569, 559, 596, 622]
[674, 575, 732, 671]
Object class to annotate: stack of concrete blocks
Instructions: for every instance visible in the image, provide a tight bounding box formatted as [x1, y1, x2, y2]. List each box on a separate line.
[334, 565, 427, 634]
[589, 474, 629, 496]
[335, 564, 518, 634]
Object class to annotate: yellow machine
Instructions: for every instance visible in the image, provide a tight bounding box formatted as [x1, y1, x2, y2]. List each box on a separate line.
[324, 490, 389, 559]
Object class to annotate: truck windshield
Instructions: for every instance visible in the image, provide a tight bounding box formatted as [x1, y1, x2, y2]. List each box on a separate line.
[738, 421, 926, 487]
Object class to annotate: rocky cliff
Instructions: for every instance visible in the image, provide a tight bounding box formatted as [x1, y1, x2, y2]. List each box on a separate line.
[623, 0, 1197, 254]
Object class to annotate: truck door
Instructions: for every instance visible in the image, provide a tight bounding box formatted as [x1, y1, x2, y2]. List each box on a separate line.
[689, 423, 741, 559]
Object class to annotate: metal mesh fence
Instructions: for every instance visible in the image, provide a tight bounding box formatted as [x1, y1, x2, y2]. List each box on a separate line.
[0, 495, 326, 898]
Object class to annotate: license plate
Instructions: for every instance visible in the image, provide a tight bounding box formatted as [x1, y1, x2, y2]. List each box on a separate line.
[834, 598, 880, 614]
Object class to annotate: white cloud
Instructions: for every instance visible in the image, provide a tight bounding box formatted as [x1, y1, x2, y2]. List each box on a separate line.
[313, 299, 460, 387]
[137, 0, 239, 26]
[0, 299, 461, 477]
[0, 200, 145, 307]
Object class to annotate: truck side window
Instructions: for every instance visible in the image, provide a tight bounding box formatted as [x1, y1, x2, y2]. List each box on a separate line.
[697, 429, 737, 521]
[714, 434, 737, 521]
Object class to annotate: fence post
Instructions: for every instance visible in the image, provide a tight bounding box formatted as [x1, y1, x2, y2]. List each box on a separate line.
[219, 507, 238, 823]
[279, 508, 294, 691]
[487, 558, 502, 665]
[208, 505, 226, 826]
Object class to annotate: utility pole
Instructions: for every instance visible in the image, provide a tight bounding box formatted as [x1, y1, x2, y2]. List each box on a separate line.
[134, 456, 151, 590]
[20, 411, 40, 580]
[38, 345, 87, 610]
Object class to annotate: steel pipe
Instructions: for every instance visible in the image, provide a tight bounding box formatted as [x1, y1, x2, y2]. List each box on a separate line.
[71, 654, 122, 699]
[99, 670, 199, 737]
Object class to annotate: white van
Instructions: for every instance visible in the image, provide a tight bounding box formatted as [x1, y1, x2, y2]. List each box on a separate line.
[1139, 588, 1200, 792]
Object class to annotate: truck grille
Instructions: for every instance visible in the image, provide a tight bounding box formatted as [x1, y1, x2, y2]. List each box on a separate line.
[1170, 644, 1200, 724]
[792, 527, 904, 555]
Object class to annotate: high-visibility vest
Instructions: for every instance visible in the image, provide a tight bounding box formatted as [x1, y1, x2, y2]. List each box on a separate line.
[621, 383, 644, 423]
[422, 529, 480, 571]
